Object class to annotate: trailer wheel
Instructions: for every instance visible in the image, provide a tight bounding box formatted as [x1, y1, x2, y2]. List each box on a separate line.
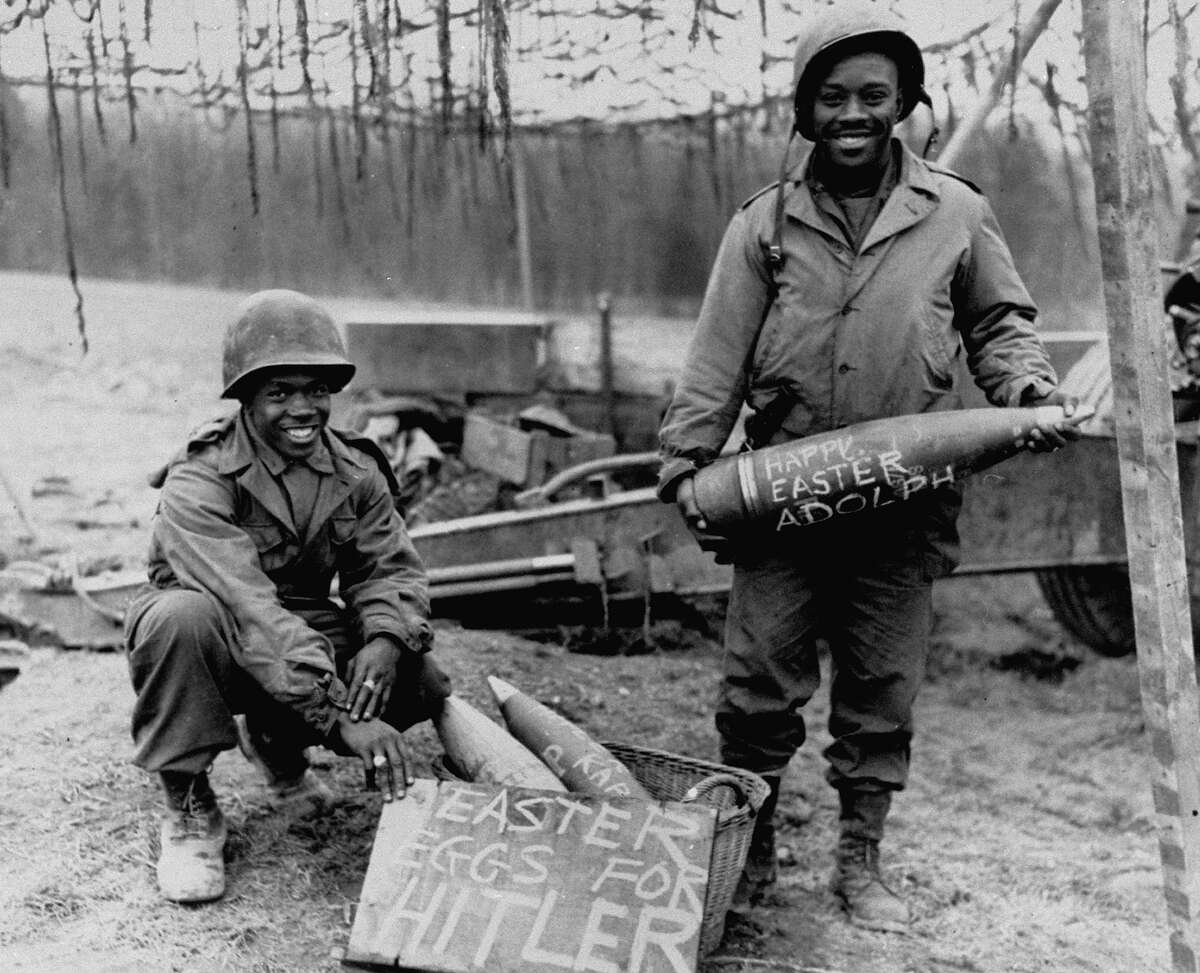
[1035, 565, 1135, 657]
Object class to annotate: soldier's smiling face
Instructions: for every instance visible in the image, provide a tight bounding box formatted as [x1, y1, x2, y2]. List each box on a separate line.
[811, 51, 902, 177]
[245, 370, 332, 460]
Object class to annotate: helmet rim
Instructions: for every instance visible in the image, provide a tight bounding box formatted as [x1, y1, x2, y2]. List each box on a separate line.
[221, 359, 357, 401]
[219, 289, 355, 400]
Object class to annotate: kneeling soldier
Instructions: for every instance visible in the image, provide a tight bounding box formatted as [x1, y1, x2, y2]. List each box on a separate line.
[125, 289, 451, 903]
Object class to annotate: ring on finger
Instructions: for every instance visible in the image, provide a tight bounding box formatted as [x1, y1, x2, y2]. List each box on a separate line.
[362, 678, 377, 691]
[373, 754, 388, 767]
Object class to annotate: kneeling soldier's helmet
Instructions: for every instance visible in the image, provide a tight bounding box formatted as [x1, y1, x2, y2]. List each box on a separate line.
[220, 289, 356, 400]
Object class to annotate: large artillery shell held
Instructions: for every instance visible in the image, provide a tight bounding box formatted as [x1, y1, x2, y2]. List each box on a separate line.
[692, 405, 1091, 534]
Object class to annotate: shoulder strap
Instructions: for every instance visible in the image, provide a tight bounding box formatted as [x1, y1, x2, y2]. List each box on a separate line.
[739, 181, 779, 211]
[329, 427, 404, 504]
[147, 412, 237, 488]
[922, 159, 983, 195]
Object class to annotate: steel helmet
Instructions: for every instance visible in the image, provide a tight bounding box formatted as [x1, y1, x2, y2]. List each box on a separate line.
[790, 1, 928, 141]
[220, 289, 356, 399]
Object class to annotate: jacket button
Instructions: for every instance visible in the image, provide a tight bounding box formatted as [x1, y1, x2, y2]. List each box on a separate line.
[841, 304, 853, 315]
[838, 363, 851, 374]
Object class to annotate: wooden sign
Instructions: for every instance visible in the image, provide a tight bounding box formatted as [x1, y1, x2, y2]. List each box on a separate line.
[344, 779, 717, 973]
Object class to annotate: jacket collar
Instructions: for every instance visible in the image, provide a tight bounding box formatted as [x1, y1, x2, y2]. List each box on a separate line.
[785, 140, 940, 249]
[217, 411, 370, 537]
[219, 410, 339, 477]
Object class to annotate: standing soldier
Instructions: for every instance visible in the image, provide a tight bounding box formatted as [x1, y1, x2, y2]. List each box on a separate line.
[658, 3, 1078, 932]
[125, 289, 451, 904]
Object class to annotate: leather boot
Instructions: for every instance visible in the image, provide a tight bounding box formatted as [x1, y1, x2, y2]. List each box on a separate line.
[235, 714, 334, 817]
[830, 789, 909, 932]
[157, 771, 227, 904]
[730, 775, 781, 910]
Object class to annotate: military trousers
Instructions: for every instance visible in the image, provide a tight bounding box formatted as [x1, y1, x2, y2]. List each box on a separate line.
[124, 587, 450, 775]
[716, 513, 950, 792]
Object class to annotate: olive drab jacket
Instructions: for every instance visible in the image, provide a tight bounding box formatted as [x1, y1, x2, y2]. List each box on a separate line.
[657, 141, 1059, 502]
[139, 410, 432, 734]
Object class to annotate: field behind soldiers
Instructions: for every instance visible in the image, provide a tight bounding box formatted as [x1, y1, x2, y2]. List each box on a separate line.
[0, 270, 1170, 973]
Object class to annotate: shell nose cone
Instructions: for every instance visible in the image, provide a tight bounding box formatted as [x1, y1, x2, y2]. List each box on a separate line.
[486, 675, 518, 705]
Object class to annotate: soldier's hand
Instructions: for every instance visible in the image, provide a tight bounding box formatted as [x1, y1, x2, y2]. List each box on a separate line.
[675, 475, 736, 563]
[1169, 303, 1200, 376]
[345, 637, 402, 722]
[332, 714, 413, 802]
[1021, 389, 1084, 452]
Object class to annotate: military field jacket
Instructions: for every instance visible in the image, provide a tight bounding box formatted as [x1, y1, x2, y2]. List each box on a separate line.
[144, 411, 431, 734]
[658, 141, 1059, 499]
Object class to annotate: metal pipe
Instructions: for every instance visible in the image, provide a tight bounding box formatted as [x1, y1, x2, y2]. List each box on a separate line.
[515, 452, 660, 507]
[429, 570, 576, 600]
[426, 553, 575, 586]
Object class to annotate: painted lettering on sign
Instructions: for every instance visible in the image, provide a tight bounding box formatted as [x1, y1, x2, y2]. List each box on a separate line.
[346, 779, 717, 973]
[541, 735, 638, 797]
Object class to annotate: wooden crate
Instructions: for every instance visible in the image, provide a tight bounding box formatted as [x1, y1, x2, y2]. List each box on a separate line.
[461, 413, 615, 487]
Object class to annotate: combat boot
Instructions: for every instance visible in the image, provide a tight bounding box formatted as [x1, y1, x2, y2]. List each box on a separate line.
[157, 771, 227, 904]
[235, 714, 335, 818]
[730, 775, 781, 911]
[831, 834, 909, 931]
[830, 788, 909, 932]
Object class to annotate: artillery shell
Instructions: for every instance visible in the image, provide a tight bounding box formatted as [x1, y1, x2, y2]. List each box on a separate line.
[433, 693, 567, 791]
[693, 405, 1092, 534]
[488, 675, 651, 799]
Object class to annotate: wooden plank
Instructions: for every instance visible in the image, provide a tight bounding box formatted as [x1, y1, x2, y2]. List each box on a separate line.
[1080, 3, 1200, 970]
[345, 778, 716, 973]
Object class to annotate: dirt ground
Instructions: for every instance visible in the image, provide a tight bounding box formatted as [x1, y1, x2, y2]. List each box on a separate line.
[0, 271, 1171, 972]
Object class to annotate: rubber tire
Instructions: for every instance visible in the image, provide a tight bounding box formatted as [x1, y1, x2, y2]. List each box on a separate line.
[1035, 565, 1135, 657]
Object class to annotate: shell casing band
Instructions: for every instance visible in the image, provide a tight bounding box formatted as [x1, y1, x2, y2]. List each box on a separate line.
[736, 451, 766, 520]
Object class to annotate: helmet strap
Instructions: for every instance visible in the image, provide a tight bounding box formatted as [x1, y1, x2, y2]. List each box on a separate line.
[915, 88, 939, 158]
[767, 132, 797, 299]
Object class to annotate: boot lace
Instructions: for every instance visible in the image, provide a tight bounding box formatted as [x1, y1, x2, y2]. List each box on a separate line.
[176, 788, 216, 839]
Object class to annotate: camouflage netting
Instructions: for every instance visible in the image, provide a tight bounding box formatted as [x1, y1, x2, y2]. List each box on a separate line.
[0, 1, 1197, 347]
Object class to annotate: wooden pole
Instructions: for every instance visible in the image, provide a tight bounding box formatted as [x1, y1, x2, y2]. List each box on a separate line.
[1081, 3, 1200, 970]
[511, 138, 536, 311]
[597, 291, 618, 444]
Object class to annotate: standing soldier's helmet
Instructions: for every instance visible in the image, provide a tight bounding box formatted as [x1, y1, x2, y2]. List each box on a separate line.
[790, 0, 929, 141]
[220, 289, 356, 400]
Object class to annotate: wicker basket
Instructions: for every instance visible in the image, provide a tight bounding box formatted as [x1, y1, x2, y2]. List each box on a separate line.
[430, 743, 769, 956]
[600, 742, 770, 956]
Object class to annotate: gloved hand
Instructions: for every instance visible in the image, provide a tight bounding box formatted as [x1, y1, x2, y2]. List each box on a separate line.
[675, 474, 737, 564]
[1019, 388, 1084, 452]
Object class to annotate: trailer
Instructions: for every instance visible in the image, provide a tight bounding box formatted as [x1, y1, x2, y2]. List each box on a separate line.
[345, 319, 1197, 657]
[4, 320, 1190, 657]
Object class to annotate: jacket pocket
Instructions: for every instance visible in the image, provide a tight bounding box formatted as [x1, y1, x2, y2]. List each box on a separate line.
[242, 520, 291, 573]
[921, 308, 958, 390]
[330, 515, 357, 547]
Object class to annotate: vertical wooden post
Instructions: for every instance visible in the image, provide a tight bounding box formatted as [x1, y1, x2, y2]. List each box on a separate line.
[597, 291, 618, 444]
[1081, 3, 1200, 970]
[511, 137, 536, 311]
